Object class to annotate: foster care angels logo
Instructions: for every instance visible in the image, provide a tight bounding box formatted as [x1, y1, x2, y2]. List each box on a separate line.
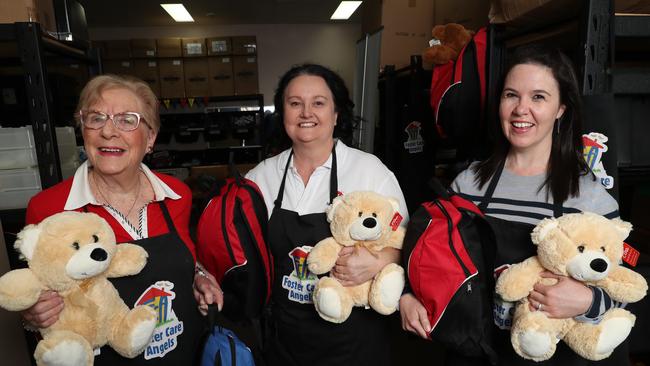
[582, 132, 614, 189]
[282, 246, 318, 304]
[135, 281, 184, 360]
[403, 121, 424, 154]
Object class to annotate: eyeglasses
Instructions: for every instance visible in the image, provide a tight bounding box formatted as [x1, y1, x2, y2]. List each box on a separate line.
[79, 110, 148, 132]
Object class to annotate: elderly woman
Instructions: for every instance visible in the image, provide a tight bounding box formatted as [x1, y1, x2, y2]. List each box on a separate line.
[22, 74, 221, 365]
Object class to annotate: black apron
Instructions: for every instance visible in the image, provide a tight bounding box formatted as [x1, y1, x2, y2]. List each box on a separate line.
[89, 201, 203, 366]
[265, 147, 392, 366]
[450, 162, 629, 366]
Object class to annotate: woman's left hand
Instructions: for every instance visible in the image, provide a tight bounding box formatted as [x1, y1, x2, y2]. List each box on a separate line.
[193, 269, 224, 316]
[331, 246, 400, 287]
[527, 271, 592, 318]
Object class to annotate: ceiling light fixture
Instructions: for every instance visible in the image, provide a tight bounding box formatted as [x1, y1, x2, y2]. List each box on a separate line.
[160, 3, 195, 22]
[330, 1, 362, 20]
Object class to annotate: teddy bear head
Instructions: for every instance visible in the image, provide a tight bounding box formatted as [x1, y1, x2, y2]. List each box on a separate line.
[422, 23, 474, 65]
[15, 211, 118, 292]
[326, 191, 401, 247]
[531, 212, 632, 282]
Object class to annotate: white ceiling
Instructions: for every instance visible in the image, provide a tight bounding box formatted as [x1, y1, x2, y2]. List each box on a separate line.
[77, 0, 363, 27]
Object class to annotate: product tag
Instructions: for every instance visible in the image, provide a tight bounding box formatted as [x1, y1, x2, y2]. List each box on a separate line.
[622, 242, 640, 267]
[429, 38, 441, 47]
[390, 212, 403, 231]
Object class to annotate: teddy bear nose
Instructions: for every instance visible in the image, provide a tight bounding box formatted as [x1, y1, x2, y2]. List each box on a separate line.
[590, 258, 608, 272]
[91, 248, 108, 262]
[363, 217, 377, 228]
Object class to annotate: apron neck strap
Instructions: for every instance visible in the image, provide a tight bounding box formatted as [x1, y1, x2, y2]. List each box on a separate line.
[479, 159, 564, 217]
[158, 201, 178, 234]
[273, 143, 338, 213]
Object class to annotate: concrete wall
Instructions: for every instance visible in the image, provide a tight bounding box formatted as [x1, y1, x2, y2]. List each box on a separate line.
[90, 23, 362, 106]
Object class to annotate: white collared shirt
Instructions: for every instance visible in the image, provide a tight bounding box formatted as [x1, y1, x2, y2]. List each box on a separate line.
[64, 161, 181, 239]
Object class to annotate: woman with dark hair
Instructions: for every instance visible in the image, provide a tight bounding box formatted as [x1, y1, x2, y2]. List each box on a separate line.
[400, 45, 627, 365]
[245, 63, 408, 365]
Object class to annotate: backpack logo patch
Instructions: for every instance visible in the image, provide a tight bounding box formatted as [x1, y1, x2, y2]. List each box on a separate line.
[135, 281, 184, 359]
[282, 246, 318, 304]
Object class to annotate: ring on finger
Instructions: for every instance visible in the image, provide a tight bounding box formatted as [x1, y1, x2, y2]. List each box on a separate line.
[537, 303, 543, 311]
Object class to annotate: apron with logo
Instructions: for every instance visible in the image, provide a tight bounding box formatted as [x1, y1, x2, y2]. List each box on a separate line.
[457, 162, 629, 366]
[264, 147, 391, 366]
[89, 201, 203, 365]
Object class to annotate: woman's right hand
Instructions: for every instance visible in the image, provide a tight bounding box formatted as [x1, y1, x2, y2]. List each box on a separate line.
[21, 290, 64, 329]
[399, 293, 431, 339]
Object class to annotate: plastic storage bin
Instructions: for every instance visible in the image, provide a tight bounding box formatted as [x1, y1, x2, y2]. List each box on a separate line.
[0, 126, 38, 170]
[0, 167, 42, 209]
[56, 127, 79, 165]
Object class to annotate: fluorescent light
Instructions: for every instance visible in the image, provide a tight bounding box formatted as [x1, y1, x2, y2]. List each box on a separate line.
[160, 3, 194, 22]
[331, 1, 362, 20]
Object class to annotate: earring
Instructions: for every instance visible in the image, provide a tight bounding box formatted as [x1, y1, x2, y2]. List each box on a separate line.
[555, 118, 560, 135]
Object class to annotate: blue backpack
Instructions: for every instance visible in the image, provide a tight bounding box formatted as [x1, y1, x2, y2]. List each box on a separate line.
[198, 305, 256, 366]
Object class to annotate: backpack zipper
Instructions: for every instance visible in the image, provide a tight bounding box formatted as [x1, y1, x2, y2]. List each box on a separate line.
[433, 200, 471, 278]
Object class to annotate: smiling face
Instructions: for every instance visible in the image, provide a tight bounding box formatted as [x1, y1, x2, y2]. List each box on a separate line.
[499, 63, 566, 157]
[282, 74, 338, 147]
[82, 88, 156, 177]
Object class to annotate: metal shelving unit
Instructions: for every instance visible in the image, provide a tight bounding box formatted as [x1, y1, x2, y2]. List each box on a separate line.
[0, 22, 100, 189]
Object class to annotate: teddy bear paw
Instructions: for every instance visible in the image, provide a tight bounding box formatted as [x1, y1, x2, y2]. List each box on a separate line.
[369, 264, 404, 315]
[515, 330, 556, 361]
[37, 339, 92, 366]
[595, 316, 633, 356]
[128, 306, 158, 353]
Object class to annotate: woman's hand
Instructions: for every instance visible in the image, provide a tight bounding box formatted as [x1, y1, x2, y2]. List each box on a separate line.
[21, 290, 64, 329]
[331, 247, 400, 287]
[193, 269, 224, 316]
[399, 293, 431, 339]
[527, 271, 592, 318]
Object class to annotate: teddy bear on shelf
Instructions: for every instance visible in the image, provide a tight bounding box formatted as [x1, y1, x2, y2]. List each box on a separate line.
[0, 211, 157, 366]
[422, 23, 474, 65]
[495, 212, 647, 361]
[306, 191, 406, 323]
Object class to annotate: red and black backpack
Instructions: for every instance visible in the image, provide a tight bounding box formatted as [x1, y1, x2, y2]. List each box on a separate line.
[402, 179, 498, 363]
[196, 173, 273, 320]
[430, 27, 488, 158]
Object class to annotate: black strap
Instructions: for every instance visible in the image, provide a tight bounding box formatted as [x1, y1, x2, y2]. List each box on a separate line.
[273, 143, 338, 212]
[479, 160, 564, 217]
[158, 200, 179, 235]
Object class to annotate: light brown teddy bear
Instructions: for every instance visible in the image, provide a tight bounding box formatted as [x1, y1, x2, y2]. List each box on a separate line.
[306, 191, 405, 323]
[0, 211, 157, 366]
[495, 212, 647, 361]
[422, 23, 474, 65]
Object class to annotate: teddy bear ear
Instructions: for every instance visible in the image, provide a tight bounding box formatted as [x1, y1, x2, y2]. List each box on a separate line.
[14, 224, 42, 261]
[531, 217, 559, 245]
[388, 197, 399, 213]
[327, 195, 345, 223]
[611, 218, 632, 241]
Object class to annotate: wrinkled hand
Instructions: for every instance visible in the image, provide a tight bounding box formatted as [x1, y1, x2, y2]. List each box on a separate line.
[21, 290, 64, 329]
[527, 271, 592, 318]
[193, 270, 224, 316]
[399, 293, 431, 339]
[331, 246, 389, 287]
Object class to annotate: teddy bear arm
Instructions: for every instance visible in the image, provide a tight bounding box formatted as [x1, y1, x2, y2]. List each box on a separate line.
[106, 243, 149, 278]
[495, 257, 544, 301]
[307, 238, 342, 275]
[595, 267, 648, 303]
[0, 269, 46, 311]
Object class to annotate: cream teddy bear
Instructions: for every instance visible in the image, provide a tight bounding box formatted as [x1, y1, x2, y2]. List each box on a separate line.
[495, 212, 647, 361]
[307, 191, 405, 323]
[0, 211, 157, 366]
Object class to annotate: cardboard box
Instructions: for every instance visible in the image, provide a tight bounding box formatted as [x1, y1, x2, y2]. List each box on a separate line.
[434, 0, 489, 30]
[0, 0, 57, 34]
[232, 36, 257, 55]
[133, 60, 160, 97]
[233, 56, 259, 95]
[157, 38, 182, 58]
[208, 57, 234, 96]
[183, 58, 210, 97]
[158, 59, 185, 98]
[131, 39, 157, 58]
[182, 38, 206, 57]
[488, 0, 578, 26]
[103, 40, 131, 59]
[103, 59, 134, 76]
[207, 37, 232, 55]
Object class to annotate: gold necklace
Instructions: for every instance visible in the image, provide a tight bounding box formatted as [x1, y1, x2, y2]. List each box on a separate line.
[92, 171, 143, 219]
